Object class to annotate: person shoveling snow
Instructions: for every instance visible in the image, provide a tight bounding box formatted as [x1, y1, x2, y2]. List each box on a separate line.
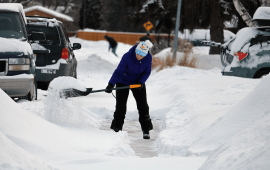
[105, 40, 154, 139]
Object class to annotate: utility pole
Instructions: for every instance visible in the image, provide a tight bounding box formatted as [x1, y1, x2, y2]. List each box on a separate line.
[84, 0, 86, 29]
[173, 0, 182, 59]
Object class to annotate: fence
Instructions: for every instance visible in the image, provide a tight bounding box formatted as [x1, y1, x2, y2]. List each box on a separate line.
[76, 31, 170, 45]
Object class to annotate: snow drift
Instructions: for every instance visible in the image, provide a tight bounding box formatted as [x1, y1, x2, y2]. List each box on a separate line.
[198, 74, 270, 170]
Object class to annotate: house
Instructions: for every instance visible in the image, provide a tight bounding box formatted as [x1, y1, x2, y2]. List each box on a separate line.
[24, 6, 74, 31]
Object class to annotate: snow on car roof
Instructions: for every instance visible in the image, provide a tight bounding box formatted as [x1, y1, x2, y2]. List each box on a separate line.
[253, 7, 270, 20]
[0, 3, 27, 24]
[24, 6, 73, 22]
[223, 27, 270, 55]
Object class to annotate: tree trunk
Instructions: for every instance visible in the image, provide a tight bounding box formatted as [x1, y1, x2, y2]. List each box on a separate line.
[233, 0, 258, 27]
[260, 0, 270, 6]
[209, 0, 224, 54]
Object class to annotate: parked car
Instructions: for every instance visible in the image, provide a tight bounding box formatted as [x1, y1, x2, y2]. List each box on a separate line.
[26, 16, 81, 90]
[0, 3, 43, 101]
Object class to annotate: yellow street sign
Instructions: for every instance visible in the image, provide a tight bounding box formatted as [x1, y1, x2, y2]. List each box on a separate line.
[143, 21, 153, 31]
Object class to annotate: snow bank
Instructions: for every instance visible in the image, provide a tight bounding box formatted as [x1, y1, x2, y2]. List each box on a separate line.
[153, 47, 222, 70]
[199, 74, 270, 169]
[0, 130, 52, 170]
[151, 66, 259, 157]
[0, 89, 52, 169]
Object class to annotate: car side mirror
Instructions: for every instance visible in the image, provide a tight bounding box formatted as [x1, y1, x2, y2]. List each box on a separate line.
[30, 32, 46, 41]
[73, 43, 81, 50]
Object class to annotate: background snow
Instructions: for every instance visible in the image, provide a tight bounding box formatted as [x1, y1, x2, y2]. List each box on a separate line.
[1, 35, 269, 169]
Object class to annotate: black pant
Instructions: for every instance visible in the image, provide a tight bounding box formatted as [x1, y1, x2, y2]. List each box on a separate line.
[110, 83, 153, 132]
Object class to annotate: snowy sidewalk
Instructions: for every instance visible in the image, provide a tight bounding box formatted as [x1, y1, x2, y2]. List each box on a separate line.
[100, 120, 161, 158]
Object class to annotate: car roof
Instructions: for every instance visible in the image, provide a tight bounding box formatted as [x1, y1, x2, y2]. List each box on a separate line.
[0, 3, 27, 24]
[26, 16, 62, 27]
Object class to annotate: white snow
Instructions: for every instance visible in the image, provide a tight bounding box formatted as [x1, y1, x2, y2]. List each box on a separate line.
[253, 7, 270, 20]
[24, 6, 74, 22]
[227, 27, 270, 56]
[0, 37, 33, 55]
[1, 36, 270, 169]
[0, 74, 33, 79]
[178, 29, 235, 42]
[31, 43, 48, 51]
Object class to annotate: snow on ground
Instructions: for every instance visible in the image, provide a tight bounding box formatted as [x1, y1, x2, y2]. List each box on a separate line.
[1, 37, 269, 169]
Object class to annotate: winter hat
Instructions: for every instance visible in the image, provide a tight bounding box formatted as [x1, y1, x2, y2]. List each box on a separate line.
[135, 40, 153, 57]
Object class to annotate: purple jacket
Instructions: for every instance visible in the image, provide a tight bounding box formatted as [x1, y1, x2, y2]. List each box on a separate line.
[109, 45, 152, 85]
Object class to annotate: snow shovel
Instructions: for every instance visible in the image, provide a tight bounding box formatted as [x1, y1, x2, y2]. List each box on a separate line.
[60, 84, 142, 98]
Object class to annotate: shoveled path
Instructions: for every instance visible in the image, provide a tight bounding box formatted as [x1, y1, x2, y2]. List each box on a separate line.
[100, 120, 161, 158]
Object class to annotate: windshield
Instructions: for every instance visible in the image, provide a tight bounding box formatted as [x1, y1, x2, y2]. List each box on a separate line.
[27, 25, 60, 45]
[0, 12, 26, 39]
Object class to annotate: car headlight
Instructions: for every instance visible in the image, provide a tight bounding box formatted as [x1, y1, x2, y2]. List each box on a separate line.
[9, 58, 30, 65]
[9, 58, 30, 71]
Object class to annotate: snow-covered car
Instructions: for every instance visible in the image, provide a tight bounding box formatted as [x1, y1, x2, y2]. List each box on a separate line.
[26, 16, 81, 90]
[221, 27, 270, 78]
[0, 3, 43, 100]
[178, 29, 236, 46]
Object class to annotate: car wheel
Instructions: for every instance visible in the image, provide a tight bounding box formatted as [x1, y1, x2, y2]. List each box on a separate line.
[254, 69, 270, 78]
[73, 67, 77, 79]
[27, 81, 37, 101]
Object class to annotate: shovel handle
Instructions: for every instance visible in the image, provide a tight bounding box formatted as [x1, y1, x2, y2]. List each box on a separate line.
[91, 84, 141, 93]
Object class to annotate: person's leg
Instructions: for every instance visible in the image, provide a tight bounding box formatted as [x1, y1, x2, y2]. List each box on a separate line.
[131, 85, 153, 133]
[112, 45, 118, 56]
[111, 82, 129, 131]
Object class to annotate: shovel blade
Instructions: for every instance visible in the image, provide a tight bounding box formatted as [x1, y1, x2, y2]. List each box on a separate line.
[60, 88, 93, 98]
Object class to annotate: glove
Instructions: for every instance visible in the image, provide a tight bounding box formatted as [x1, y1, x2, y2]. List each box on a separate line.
[105, 83, 114, 93]
[137, 82, 143, 90]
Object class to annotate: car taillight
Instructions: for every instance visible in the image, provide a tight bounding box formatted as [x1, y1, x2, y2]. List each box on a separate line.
[234, 52, 248, 61]
[61, 48, 69, 59]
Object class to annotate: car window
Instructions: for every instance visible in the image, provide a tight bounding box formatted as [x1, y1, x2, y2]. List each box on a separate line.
[27, 25, 60, 45]
[59, 23, 70, 43]
[0, 12, 27, 39]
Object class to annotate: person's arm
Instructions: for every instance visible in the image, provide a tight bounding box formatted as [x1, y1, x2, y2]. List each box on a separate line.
[138, 54, 152, 84]
[109, 54, 129, 85]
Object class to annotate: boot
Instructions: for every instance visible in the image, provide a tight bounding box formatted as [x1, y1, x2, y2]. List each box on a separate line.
[143, 131, 150, 139]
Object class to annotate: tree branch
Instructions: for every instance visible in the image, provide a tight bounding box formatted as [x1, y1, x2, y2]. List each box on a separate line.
[233, 0, 258, 27]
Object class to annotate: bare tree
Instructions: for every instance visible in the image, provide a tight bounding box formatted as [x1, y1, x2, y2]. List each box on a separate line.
[233, 0, 270, 27]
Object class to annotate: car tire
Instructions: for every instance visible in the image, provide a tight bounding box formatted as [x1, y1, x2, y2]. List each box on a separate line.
[73, 67, 77, 79]
[27, 81, 37, 101]
[254, 69, 270, 78]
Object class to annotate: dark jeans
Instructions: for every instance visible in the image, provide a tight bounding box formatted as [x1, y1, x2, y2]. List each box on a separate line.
[111, 44, 117, 57]
[110, 83, 153, 132]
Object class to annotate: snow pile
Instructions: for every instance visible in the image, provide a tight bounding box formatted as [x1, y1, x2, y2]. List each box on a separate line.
[151, 66, 259, 157]
[0, 131, 52, 170]
[49, 76, 87, 92]
[0, 89, 52, 169]
[199, 74, 270, 169]
[44, 77, 101, 128]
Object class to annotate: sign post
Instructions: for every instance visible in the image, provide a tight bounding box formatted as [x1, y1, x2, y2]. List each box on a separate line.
[173, 0, 182, 59]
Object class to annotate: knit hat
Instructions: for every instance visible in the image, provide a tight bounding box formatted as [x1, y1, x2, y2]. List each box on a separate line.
[135, 40, 153, 57]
